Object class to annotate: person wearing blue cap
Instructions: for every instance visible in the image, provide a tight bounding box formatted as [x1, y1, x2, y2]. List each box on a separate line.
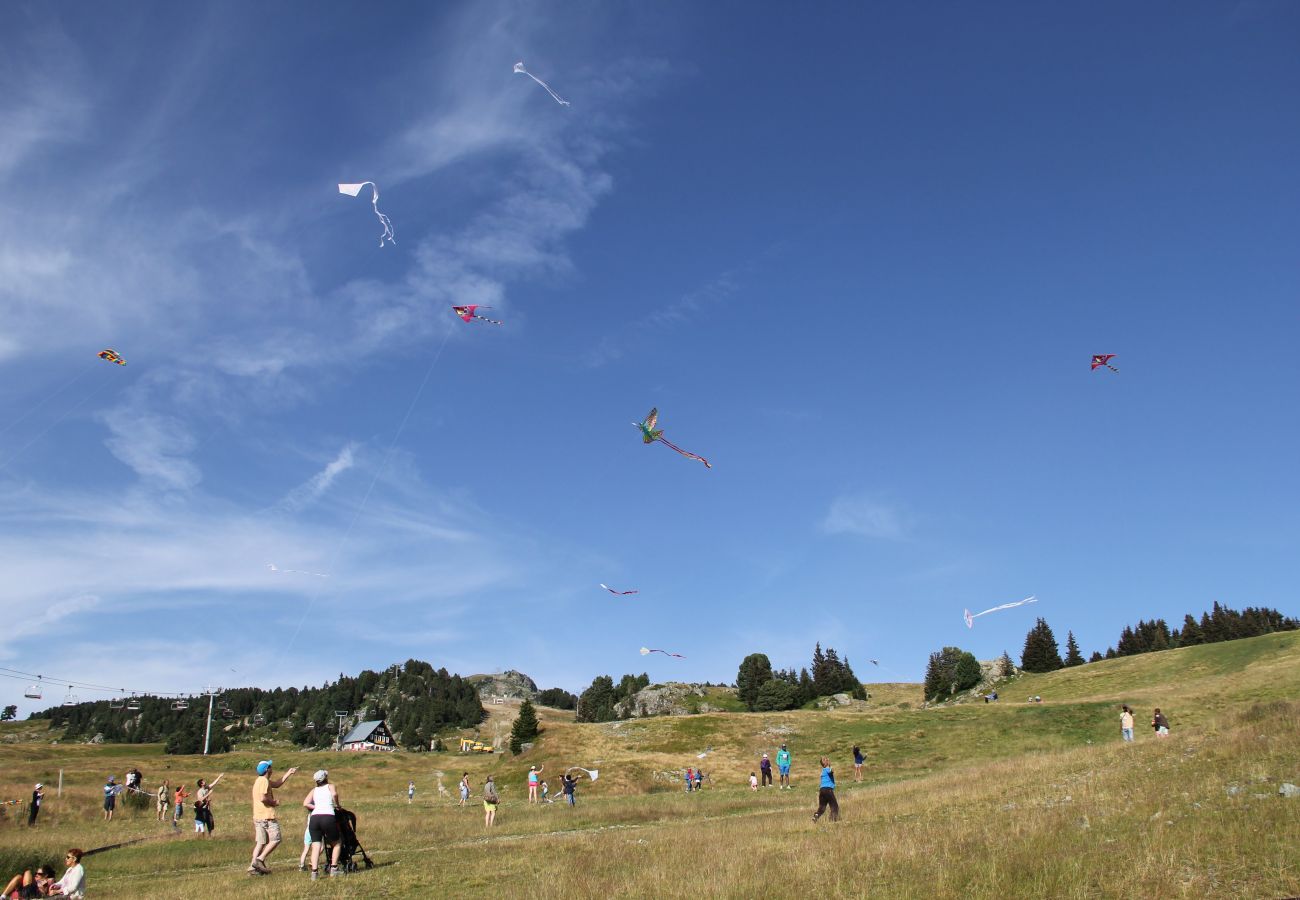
[248, 760, 299, 876]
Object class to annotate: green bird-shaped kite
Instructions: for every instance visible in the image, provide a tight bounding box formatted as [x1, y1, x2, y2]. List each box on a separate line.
[634, 408, 711, 469]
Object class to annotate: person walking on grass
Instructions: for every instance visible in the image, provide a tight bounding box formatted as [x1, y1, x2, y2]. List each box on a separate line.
[27, 784, 43, 827]
[527, 765, 544, 803]
[156, 779, 170, 822]
[248, 759, 299, 876]
[102, 777, 117, 822]
[812, 756, 839, 823]
[759, 753, 773, 787]
[303, 770, 342, 880]
[1152, 708, 1171, 737]
[408, 780, 415, 804]
[1120, 705, 1135, 743]
[684, 767, 694, 793]
[749, 771, 759, 792]
[459, 772, 471, 808]
[694, 768, 704, 792]
[852, 745, 865, 781]
[777, 743, 792, 790]
[483, 775, 499, 827]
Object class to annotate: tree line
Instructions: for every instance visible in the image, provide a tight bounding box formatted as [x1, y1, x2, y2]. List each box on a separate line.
[736, 643, 865, 711]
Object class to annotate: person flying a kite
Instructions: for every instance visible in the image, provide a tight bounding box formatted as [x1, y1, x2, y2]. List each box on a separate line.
[1091, 354, 1118, 372]
[452, 305, 503, 325]
[98, 349, 126, 366]
[635, 408, 711, 469]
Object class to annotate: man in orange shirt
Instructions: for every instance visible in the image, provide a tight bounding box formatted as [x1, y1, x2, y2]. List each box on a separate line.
[248, 760, 298, 875]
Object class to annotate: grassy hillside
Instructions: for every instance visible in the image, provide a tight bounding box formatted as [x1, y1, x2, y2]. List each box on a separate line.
[1, 634, 1297, 898]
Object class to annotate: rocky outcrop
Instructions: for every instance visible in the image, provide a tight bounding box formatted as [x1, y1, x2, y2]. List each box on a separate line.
[615, 683, 709, 718]
[472, 670, 538, 701]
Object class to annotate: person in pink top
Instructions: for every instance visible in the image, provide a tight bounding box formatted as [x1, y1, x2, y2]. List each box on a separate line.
[527, 765, 544, 804]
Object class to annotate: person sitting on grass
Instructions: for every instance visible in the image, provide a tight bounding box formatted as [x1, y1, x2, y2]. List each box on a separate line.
[47, 850, 84, 899]
[3, 864, 55, 899]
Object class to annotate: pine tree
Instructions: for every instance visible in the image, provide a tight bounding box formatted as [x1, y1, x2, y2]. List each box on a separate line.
[1088, 650, 1103, 663]
[736, 653, 774, 711]
[1064, 631, 1084, 667]
[1020, 618, 1064, 673]
[509, 699, 540, 755]
[998, 651, 1015, 679]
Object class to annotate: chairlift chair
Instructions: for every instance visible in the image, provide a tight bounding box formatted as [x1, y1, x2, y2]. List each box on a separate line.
[109, 697, 125, 710]
[172, 699, 189, 711]
[306, 721, 316, 730]
[221, 708, 234, 720]
[62, 691, 79, 707]
[126, 697, 141, 711]
[24, 680, 43, 700]
[253, 713, 265, 726]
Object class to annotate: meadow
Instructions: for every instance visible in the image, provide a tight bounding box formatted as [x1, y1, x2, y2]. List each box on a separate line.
[2, 633, 1298, 898]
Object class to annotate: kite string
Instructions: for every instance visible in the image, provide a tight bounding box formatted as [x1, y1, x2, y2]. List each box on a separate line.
[0, 366, 93, 443]
[283, 327, 453, 654]
[0, 377, 117, 479]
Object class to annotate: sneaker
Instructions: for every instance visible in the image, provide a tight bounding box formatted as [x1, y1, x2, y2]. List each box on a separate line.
[298, 864, 306, 872]
[328, 866, 338, 878]
[252, 858, 270, 874]
[310, 869, 318, 882]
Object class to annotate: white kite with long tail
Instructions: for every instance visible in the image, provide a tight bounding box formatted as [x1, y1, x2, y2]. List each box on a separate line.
[338, 182, 395, 247]
[513, 61, 570, 106]
[964, 595, 1037, 628]
[566, 766, 598, 781]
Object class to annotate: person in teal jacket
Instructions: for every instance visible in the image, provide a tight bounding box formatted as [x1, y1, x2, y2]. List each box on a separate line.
[776, 744, 792, 789]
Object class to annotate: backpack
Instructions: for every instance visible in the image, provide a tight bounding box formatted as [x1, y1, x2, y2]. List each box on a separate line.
[485, 783, 499, 804]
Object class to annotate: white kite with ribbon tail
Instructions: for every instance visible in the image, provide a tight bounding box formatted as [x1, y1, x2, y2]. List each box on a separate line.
[964, 595, 1037, 628]
[566, 766, 598, 781]
[338, 182, 395, 247]
[514, 61, 570, 106]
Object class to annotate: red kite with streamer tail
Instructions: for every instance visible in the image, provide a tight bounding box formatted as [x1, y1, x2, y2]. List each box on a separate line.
[452, 305, 503, 325]
[1091, 354, 1118, 372]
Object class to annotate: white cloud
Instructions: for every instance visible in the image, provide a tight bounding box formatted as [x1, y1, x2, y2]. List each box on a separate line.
[275, 443, 357, 513]
[822, 495, 908, 540]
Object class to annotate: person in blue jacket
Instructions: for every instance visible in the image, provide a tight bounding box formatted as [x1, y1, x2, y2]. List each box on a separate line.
[812, 756, 839, 823]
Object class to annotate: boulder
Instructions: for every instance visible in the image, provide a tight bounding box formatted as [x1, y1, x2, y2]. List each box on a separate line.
[1279, 783, 1299, 798]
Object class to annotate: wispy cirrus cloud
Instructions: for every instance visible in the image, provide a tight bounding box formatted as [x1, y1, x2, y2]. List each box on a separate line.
[275, 442, 357, 513]
[822, 494, 909, 540]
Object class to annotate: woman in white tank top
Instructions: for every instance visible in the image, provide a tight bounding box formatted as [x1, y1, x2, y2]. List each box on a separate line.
[303, 771, 342, 879]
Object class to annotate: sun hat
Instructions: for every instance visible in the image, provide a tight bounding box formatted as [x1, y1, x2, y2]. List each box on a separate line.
[107, 776, 115, 783]
[34, 783, 43, 789]
[313, 770, 328, 783]
[256, 760, 273, 775]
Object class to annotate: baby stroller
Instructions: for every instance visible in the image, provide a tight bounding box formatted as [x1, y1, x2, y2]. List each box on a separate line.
[325, 807, 374, 873]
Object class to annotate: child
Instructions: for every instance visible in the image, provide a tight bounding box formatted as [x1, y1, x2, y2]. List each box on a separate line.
[694, 769, 704, 792]
[749, 772, 758, 791]
[407, 781, 415, 804]
[298, 811, 311, 872]
[172, 784, 189, 830]
[540, 780, 551, 803]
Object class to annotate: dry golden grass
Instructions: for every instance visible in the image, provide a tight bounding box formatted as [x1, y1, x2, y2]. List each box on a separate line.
[1, 636, 1298, 898]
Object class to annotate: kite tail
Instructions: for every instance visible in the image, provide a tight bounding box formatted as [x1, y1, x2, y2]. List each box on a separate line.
[656, 437, 711, 469]
[1105, 363, 1119, 372]
[473, 314, 504, 325]
[527, 72, 571, 106]
[369, 188, 395, 246]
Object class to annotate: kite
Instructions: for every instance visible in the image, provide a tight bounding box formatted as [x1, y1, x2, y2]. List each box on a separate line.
[452, 305, 504, 325]
[869, 660, 879, 666]
[600, 584, 638, 596]
[640, 646, 685, 659]
[267, 563, 329, 579]
[513, 61, 570, 106]
[1091, 354, 1118, 373]
[566, 766, 599, 781]
[696, 747, 713, 759]
[97, 349, 126, 366]
[338, 182, 395, 247]
[635, 408, 711, 469]
[964, 595, 1037, 629]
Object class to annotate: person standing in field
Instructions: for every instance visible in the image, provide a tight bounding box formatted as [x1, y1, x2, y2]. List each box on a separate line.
[27, 783, 43, 827]
[777, 743, 792, 790]
[459, 772, 471, 808]
[561, 772, 577, 807]
[303, 770, 342, 880]
[1120, 705, 1135, 742]
[684, 767, 694, 793]
[749, 771, 759, 791]
[694, 768, 704, 791]
[482, 775, 499, 827]
[1152, 708, 1170, 737]
[102, 777, 116, 822]
[172, 783, 189, 830]
[248, 759, 299, 876]
[156, 780, 170, 822]
[811, 756, 839, 823]
[407, 781, 415, 804]
[540, 780, 551, 803]
[759, 753, 773, 787]
[852, 745, 865, 781]
[527, 765, 544, 803]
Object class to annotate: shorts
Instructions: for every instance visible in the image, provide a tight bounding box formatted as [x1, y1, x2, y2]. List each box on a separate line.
[308, 814, 341, 844]
[104, 796, 115, 811]
[304, 826, 313, 847]
[779, 766, 790, 776]
[483, 799, 497, 811]
[253, 818, 282, 844]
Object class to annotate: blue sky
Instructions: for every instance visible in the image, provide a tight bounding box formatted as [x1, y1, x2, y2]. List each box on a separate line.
[2, 1, 1297, 712]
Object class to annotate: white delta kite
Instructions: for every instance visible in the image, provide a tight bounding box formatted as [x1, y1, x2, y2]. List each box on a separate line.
[338, 182, 395, 247]
[964, 595, 1037, 628]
